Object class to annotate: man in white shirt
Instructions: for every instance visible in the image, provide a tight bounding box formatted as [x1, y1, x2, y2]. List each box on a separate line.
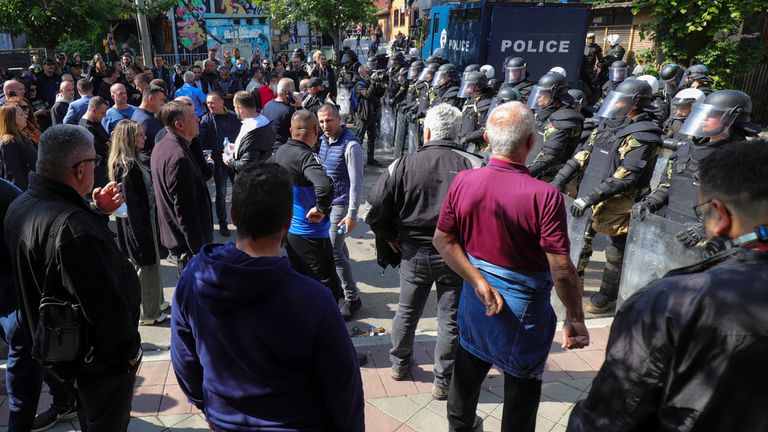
[224, 91, 275, 177]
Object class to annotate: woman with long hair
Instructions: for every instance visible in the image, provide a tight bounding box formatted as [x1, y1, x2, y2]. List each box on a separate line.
[4, 96, 43, 146]
[109, 120, 168, 325]
[0, 105, 37, 190]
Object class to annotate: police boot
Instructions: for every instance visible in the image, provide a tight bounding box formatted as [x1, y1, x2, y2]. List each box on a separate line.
[586, 241, 623, 314]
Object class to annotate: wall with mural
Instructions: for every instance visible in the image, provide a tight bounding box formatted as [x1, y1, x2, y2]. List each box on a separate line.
[213, 0, 266, 15]
[205, 18, 271, 63]
[174, 0, 209, 54]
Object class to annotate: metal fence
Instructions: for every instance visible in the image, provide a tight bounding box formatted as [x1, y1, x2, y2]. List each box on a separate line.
[155, 53, 208, 67]
[730, 62, 768, 127]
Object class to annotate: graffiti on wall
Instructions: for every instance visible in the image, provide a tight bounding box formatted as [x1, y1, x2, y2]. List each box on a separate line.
[206, 18, 271, 62]
[213, 0, 267, 15]
[174, 0, 208, 53]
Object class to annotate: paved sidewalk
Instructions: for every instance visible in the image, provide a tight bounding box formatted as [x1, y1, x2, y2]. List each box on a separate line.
[0, 322, 610, 432]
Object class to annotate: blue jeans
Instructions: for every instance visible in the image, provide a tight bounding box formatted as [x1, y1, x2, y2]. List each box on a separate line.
[213, 162, 229, 225]
[329, 205, 359, 301]
[389, 241, 462, 387]
[0, 310, 75, 430]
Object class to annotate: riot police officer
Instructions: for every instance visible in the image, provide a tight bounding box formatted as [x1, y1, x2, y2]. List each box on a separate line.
[581, 33, 604, 104]
[501, 56, 534, 103]
[526, 72, 585, 182]
[659, 63, 684, 102]
[551, 79, 663, 314]
[461, 64, 481, 80]
[634, 90, 758, 250]
[661, 88, 705, 138]
[603, 34, 625, 66]
[599, 60, 629, 103]
[685, 64, 714, 95]
[457, 71, 493, 148]
[427, 63, 462, 109]
[406, 63, 439, 151]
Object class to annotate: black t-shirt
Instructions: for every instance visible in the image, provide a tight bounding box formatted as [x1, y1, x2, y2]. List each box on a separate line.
[261, 100, 295, 146]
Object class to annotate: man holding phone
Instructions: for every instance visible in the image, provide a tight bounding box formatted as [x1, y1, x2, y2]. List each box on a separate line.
[262, 78, 302, 155]
[318, 104, 364, 321]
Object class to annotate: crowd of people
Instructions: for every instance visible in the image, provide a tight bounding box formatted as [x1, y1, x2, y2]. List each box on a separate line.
[0, 30, 765, 432]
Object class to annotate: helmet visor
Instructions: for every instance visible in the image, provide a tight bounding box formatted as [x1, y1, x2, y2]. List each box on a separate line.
[457, 81, 477, 99]
[431, 70, 448, 88]
[595, 91, 636, 119]
[608, 66, 627, 82]
[418, 68, 434, 82]
[408, 67, 422, 80]
[526, 86, 554, 110]
[678, 103, 738, 137]
[504, 65, 525, 84]
[366, 60, 378, 70]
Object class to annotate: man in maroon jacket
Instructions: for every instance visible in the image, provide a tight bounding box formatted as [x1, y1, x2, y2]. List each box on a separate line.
[151, 100, 213, 273]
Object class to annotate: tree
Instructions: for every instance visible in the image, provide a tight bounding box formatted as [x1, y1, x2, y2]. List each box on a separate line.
[259, 0, 377, 51]
[629, 0, 768, 87]
[0, 0, 174, 55]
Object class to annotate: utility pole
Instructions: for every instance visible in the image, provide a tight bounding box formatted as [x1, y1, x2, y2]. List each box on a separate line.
[135, 0, 154, 67]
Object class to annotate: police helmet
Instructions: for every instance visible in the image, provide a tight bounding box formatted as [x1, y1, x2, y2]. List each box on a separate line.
[687, 64, 709, 81]
[636, 75, 660, 94]
[678, 90, 752, 137]
[433, 48, 445, 59]
[366, 56, 378, 70]
[462, 64, 481, 80]
[528, 72, 569, 109]
[549, 66, 567, 78]
[567, 89, 586, 111]
[616, 79, 654, 106]
[671, 88, 706, 106]
[497, 86, 520, 104]
[608, 60, 628, 82]
[292, 48, 305, 60]
[417, 62, 439, 82]
[504, 57, 527, 84]
[432, 63, 460, 88]
[487, 78, 501, 93]
[480, 65, 495, 79]
[408, 61, 425, 80]
[458, 71, 488, 98]
[659, 63, 683, 82]
[596, 79, 656, 119]
[408, 48, 420, 58]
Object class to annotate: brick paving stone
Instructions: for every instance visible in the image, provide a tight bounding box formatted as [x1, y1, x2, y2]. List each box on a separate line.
[541, 382, 584, 404]
[365, 402, 405, 432]
[132, 385, 164, 417]
[361, 368, 388, 399]
[575, 349, 605, 371]
[548, 352, 597, 380]
[136, 361, 170, 387]
[543, 358, 571, 383]
[396, 424, 418, 432]
[369, 396, 423, 423]
[157, 385, 194, 416]
[405, 405, 449, 432]
[535, 415, 557, 432]
[127, 416, 166, 432]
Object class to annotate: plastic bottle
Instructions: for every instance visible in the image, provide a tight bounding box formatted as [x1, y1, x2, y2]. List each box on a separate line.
[338, 224, 347, 235]
[223, 137, 233, 157]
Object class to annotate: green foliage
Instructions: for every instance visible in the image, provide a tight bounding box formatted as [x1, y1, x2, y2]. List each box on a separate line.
[631, 0, 768, 85]
[257, 0, 377, 46]
[0, 0, 175, 51]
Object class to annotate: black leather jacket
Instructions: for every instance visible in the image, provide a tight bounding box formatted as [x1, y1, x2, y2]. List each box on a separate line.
[568, 248, 768, 431]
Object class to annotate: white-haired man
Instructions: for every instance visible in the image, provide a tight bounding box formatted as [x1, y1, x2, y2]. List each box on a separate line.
[433, 102, 589, 431]
[366, 104, 483, 400]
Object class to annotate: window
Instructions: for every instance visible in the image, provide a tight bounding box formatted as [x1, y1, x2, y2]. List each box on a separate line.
[432, 16, 440, 34]
[400, 9, 406, 26]
[394, 9, 400, 28]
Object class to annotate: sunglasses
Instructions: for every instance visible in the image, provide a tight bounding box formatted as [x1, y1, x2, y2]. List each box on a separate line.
[71, 154, 102, 169]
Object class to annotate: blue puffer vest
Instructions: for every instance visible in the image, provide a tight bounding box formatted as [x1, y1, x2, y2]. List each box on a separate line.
[319, 126, 356, 207]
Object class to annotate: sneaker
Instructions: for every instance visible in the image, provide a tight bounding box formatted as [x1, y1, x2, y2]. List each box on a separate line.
[390, 366, 408, 381]
[431, 384, 449, 400]
[32, 403, 77, 432]
[139, 312, 168, 326]
[339, 298, 362, 322]
[585, 293, 616, 314]
[472, 415, 483, 431]
[160, 301, 171, 311]
[366, 159, 382, 166]
[219, 225, 231, 237]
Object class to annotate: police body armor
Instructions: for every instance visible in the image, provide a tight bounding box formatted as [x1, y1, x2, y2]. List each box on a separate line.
[665, 139, 726, 224]
[662, 117, 685, 138]
[459, 95, 493, 138]
[576, 118, 631, 197]
[432, 84, 461, 109]
[528, 106, 584, 179]
[387, 66, 403, 102]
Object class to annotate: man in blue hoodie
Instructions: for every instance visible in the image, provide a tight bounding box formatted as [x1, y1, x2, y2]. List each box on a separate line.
[171, 163, 365, 431]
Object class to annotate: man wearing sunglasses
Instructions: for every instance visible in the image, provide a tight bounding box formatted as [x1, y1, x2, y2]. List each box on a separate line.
[568, 139, 768, 431]
[5, 124, 140, 431]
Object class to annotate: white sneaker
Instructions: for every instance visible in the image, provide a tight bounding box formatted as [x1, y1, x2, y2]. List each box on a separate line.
[160, 301, 171, 311]
[140, 312, 168, 326]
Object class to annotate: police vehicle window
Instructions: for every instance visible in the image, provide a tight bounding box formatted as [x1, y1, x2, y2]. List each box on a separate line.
[432, 17, 439, 34]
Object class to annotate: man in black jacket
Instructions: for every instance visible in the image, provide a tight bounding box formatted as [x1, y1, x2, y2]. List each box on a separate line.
[354, 64, 385, 166]
[568, 140, 768, 431]
[199, 91, 241, 237]
[226, 91, 274, 176]
[4, 125, 141, 431]
[272, 110, 340, 301]
[365, 104, 483, 400]
[78, 97, 110, 189]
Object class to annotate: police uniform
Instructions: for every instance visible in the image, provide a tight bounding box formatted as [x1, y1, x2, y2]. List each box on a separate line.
[458, 93, 493, 147]
[527, 105, 584, 182]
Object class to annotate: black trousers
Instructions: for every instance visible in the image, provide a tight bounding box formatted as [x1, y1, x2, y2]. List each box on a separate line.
[447, 346, 542, 432]
[355, 117, 377, 161]
[74, 359, 140, 431]
[285, 234, 342, 301]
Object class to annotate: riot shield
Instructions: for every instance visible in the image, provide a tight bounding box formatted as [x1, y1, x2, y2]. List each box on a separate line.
[337, 86, 351, 121]
[407, 121, 420, 154]
[617, 212, 706, 310]
[524, 132, 546, 165]
[393, 109, 407, 157]
[550, 196, 593, 321]
[650, 148, 672, 190]
[379, 104, 395, 148]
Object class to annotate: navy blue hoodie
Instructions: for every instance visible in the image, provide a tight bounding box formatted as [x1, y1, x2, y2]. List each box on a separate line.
[171, 242, 365, 431]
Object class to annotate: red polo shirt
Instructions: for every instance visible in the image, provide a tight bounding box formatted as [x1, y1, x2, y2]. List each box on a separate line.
[437, 157, 570, 272]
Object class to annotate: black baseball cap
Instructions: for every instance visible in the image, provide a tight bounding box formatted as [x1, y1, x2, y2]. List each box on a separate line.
[308, 77, 324, 88]
[70, 61, 83, 68]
